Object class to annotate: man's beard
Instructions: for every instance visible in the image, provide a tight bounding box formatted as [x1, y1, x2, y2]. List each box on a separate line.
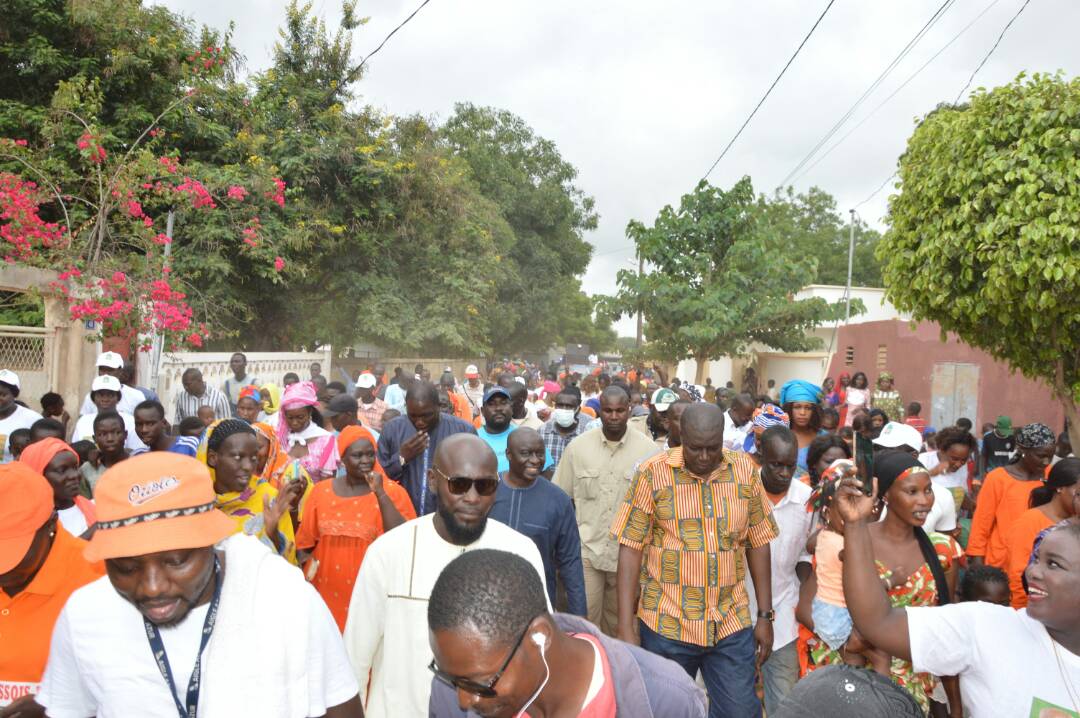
[437, 501, 488, 545]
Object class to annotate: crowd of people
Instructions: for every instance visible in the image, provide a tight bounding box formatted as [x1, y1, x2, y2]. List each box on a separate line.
[1, 353, 1077, 718]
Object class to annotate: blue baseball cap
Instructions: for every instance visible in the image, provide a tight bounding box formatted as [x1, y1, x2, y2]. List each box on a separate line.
[483, 386, 511, 404]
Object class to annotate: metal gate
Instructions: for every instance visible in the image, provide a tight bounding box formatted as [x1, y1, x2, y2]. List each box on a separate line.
[930, 362, 979, 429]
[0, 325, 51, 402]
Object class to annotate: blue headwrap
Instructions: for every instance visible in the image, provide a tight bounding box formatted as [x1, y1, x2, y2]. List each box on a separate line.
[779, 379, 822, 406]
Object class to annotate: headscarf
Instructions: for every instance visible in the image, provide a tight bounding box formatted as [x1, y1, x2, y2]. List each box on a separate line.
[807, 458, 856, 512]
[336, 425, 388, 481]
[276, 380, 321, 451]
[877, 370, 894, 383]
[1016, 422, 1055, 449]
[198, 420, 298, 565]
[260, 383, 282, 415]
[252, 421, 313, 513]
[743, 404, 790, 452]
[873, 450, 929, 497]
[20, 437, 79, 475]
[779, 379, 822, 406]
[238, 385, 261, 403]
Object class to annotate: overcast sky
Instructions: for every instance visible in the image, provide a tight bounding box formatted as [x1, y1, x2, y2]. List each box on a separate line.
[157, 0, 1079, 336]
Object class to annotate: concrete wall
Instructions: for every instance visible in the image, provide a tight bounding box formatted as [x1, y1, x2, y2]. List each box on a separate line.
[825, 319, 1064, 431]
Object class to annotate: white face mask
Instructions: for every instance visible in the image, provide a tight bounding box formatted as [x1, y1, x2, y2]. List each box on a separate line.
[553, 408, 577, 427]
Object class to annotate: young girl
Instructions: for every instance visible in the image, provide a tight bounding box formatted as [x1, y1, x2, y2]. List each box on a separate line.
[808, 459, 891, 675]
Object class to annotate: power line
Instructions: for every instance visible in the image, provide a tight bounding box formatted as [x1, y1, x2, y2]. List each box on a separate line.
[778, 0, 956, 188]
[791, 0, 1002, 185]
[954, 0, 1031, 102]
[853, 0, 1034, 213]
[699, 0, 837, 182]
[355, 0, 434, 72]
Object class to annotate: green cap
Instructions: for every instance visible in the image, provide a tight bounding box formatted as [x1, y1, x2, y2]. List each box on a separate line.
[651, 388, 679, 411]
[996, 415, 1012, 432]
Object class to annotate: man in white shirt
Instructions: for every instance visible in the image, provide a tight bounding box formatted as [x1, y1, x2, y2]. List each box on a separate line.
[457, 364, 485, 418]
[70, 375, 147, 452]
[722, 393, 755, 452]
[35, 452, 363, 718]
[343, 433, 547, 718]
[220, 352, 259, 416]
[0, 369, 42, 462]
[747, 425, 814, 714]
[77, 351, 145, 416]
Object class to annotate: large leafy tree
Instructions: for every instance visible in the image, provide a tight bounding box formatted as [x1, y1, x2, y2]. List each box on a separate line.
[880, 72, 1080, 445]
[440, 104, 603, 355]
[754, 186, 882, 287]
[602, 177, 850, 383]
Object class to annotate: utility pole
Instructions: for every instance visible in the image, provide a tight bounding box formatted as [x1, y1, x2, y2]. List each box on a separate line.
[845, 208, 855, 323]
[635, 253, 644, 347]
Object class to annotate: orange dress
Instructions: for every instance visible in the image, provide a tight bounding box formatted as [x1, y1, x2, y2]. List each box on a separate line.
[967, 467, 1039, 568]
[295, 479, 416, 630]
[1004, 507, 1054, 608]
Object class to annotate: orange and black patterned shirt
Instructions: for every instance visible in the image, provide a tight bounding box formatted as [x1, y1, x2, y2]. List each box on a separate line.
[610, 447, 778, 647]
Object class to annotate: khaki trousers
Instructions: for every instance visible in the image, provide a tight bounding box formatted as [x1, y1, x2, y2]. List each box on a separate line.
[582, 558, 618, 636]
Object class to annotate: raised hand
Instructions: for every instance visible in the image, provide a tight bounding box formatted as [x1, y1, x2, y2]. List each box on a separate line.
[364, 468, 385, 497]
[835, 476, 879, 525]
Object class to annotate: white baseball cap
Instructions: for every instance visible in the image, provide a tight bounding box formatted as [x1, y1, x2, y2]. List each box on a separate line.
[464, 365, 479, 379]
[356, 373, 377, 389]
[0, 369, 20, 389]
[91, 375, 123, 393]
[873, 422, 924, 452]
[96, 351, 124, 369]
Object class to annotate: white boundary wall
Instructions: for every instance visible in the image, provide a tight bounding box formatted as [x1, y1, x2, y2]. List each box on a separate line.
[154, 350, 332, 415]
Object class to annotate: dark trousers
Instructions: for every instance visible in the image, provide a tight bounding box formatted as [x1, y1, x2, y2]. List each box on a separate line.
[639, 621, 760, 718]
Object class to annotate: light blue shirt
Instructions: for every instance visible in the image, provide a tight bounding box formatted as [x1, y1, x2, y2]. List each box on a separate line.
[477, 425, 554, 474]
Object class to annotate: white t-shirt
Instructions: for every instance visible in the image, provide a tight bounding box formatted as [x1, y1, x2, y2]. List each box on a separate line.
[0, 404, 42, 462]
[37, 536, 358, 718]
[909, 602, 1080, 718]
[57, 504, 89, 537]
[919, 450, 969, 493]
[71, 411, 147, 452]
[79, 384, 145, 416]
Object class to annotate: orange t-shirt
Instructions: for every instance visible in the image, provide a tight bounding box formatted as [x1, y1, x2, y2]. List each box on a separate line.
[967, 467, 1040, 568]
[1004, 507, 1054, 608]
[449, 393, 471, 423]
[0, 526, 104, 696]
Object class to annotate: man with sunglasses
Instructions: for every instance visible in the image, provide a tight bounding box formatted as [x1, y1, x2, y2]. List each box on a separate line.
[427, 549, 707, 717]
[344, 434, 548, 718]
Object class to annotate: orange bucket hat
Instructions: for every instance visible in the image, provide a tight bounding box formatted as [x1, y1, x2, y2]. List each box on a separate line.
[0, 462, 54, 573]
[84, 453, 236, 562]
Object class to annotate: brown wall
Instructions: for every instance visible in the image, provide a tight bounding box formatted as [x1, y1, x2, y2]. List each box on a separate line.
[825, 319, 1064, 432]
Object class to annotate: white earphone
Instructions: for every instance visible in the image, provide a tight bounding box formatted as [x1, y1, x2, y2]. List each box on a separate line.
[515, 632, 550, 717]
[531, 632, 545, 649]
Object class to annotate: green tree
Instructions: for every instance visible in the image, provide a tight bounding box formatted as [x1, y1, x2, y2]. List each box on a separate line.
[880, 72, 1080, 446]
[754, 186, 882, 287]
[440, 104, 602, 355]
[601, 177, 851, 383]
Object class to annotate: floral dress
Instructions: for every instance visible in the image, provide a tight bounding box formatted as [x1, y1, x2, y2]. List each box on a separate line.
[804, 532, 963, 714]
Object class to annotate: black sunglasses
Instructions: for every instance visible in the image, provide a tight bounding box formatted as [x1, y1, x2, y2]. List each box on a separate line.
[432, 467, 499, 496]
[428, 617, 535, 697]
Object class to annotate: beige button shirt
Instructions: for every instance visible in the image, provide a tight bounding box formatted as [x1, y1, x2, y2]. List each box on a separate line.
[553, 426, 661, 572]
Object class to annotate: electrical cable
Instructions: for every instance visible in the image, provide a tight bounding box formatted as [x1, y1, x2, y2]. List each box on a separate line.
[355, 0, 434, 72]
[779, 0, 956, 188]
[954, 0, 1032, 102]
[853, 0, 1034, 212]
[699, 0, 837, 182]
[792, 0, 1003, 184]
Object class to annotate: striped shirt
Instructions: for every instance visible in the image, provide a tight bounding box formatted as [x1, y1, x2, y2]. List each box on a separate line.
[357, 397, 388, 432]
[610, 447, 778, 647]
[538, 419, 591, 468]
[173, 386, 232, 425]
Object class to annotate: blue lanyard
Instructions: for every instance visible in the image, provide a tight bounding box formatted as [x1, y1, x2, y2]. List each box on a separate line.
[419, 442, 430, 514]
[144, 557, 222, 718]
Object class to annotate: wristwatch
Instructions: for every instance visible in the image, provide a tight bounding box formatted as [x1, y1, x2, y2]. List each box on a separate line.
[757, 610, 776, 622]
[399, 455, 408, 468]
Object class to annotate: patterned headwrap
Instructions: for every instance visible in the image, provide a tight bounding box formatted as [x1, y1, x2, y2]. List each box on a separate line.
[878, 371, 894, 383]
[1016, 422, 1055, 449]
[238, 385, 261, 403]
[742, 404, 790, 452]
[807, 458, 856, 513]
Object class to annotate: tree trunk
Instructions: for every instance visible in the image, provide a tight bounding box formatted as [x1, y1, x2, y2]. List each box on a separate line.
[1050, 360, 1080, 454]
[694, 354, 708, 386]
